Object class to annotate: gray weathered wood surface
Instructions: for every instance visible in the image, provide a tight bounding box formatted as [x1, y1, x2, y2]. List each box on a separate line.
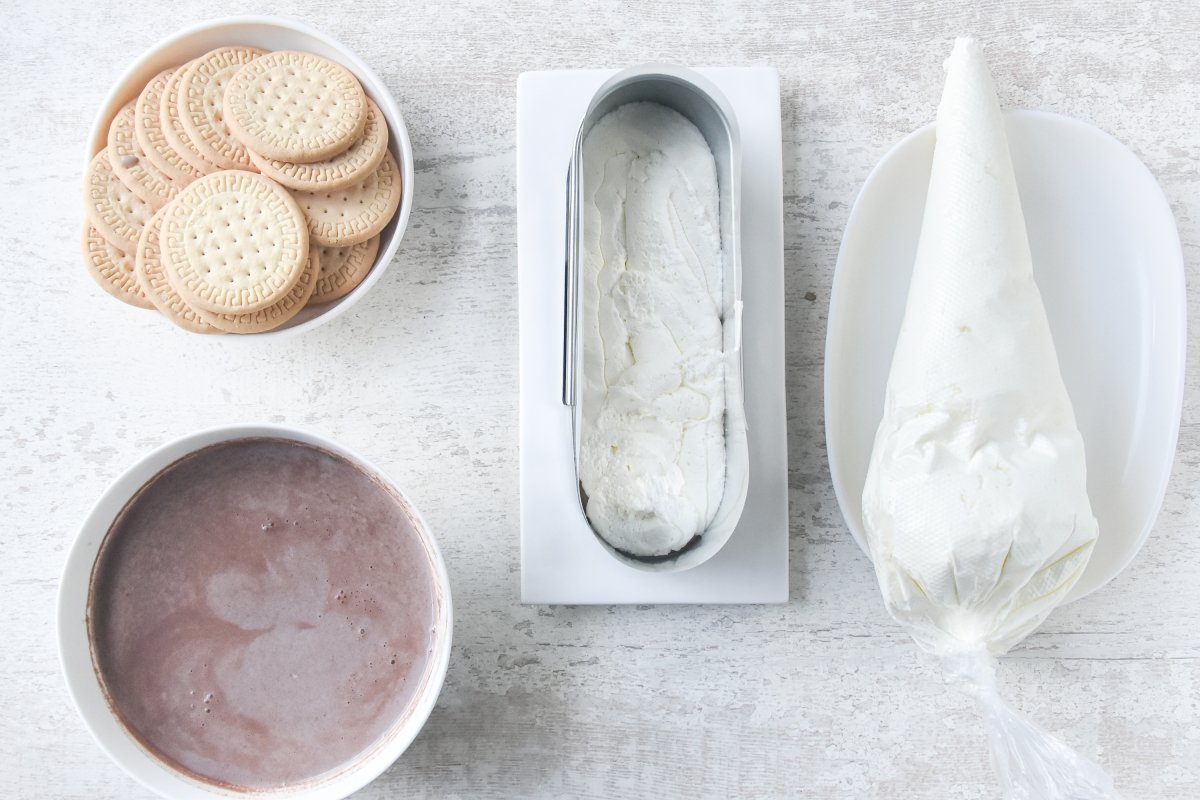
[1, 0, 1197, 797]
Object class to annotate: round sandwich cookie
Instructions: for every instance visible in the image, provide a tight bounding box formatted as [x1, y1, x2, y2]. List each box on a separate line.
[84, 148, 154, 253]
[179, 46, 266, 171]
[192, 246, 319, 334]
[247, 98, 388, 192]
[134, 205, 222, 334]
[82, 224, 153, 309]
[310, 236, 380, 304]
[160, 65, 219, 175]
[135, 68, 205, 185]
[224, 50, 368, 163]
[161, 170, 309, 315]
[107, 102, 180, 210]
[293, 150, 401, 247]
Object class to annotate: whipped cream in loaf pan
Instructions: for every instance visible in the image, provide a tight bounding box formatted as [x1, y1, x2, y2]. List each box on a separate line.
[577, 102, 728, 558]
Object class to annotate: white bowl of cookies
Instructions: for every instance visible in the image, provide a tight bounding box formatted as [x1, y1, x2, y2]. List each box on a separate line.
[82, 16, 413, 337]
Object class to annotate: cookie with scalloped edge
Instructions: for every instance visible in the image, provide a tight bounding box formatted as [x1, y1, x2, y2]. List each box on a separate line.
[224, 50, 367, 163]
[160, 170, 308, 314]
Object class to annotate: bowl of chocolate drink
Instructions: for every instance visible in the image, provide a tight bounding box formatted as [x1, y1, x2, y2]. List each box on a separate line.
[57, 424, 452, 799]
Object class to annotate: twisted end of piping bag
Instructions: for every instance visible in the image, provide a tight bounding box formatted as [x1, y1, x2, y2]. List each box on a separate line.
[942, 646, 1122, 800]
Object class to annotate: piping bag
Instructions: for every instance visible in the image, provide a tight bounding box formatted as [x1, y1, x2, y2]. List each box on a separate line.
[861, 38, 1122, 799]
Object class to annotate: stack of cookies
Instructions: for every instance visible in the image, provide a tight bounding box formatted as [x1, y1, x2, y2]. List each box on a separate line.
[82, 47, 400, 334]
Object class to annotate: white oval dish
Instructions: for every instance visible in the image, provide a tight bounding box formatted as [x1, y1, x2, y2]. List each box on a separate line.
[85, 16, 415, 339]
[826, 109, 1185, 602]
[57, 424, 452, 800]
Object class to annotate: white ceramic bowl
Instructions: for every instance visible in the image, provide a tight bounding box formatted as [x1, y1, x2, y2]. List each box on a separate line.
[85, 16, 415, 339]
[57, 424, 453, 800]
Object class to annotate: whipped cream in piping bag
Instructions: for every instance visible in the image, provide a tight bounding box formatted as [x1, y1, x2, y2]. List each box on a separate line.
[861, 38, 1121, 799]
[578, 102, 726, 557]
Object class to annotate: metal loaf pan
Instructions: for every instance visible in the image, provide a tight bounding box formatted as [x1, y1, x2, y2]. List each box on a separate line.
[563, 64, 749, 573]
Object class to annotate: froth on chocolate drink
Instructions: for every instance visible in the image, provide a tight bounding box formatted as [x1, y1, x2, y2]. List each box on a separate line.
[87, 438, 443, 790]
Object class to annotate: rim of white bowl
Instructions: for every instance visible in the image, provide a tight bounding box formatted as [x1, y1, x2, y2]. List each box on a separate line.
[84, 16, 415, 341]
[57, 423, 453, 800]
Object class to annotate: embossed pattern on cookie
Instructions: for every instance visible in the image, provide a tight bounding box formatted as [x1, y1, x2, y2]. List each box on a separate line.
[247, 98, 388, 192]
[82, 224, 154, 309]
[135, 68, 205, 185]
[193, 246, 320, 333]
[84, 149, 154, 252]
[293, 150, 402, 247]
[224, 51, 368, 163]
[161, 170, 308, 314]
[310, 236, 380, 304]
[134, 205, 222, 334]
[108, 102, 180, 210]
[179, 46, 266, 171]
[161, 65, 219, 175]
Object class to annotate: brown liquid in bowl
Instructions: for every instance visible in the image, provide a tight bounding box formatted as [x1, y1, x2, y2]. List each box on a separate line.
[87, 438, 441, 790]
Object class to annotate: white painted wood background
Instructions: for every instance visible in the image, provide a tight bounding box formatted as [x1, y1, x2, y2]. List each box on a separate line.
[1, 1, 1197, 797]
